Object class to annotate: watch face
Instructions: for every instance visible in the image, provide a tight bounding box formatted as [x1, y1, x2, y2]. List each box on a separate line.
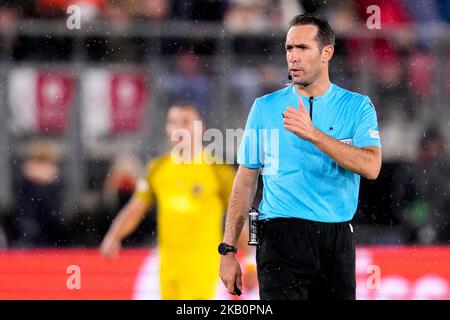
[218, 243, 227, 255]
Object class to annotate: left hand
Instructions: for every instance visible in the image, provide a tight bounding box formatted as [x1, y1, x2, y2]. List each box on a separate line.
[283, 98, 317, 141]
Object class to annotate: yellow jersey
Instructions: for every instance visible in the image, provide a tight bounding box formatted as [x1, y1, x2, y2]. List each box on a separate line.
[134, 152, 235, 248]
[132, 151, 235, 299]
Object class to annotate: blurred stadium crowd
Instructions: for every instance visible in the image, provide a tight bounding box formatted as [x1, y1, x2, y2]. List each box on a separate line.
[0, 0, 449, 249]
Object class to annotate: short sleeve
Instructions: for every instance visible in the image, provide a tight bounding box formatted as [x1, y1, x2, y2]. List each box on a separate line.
[353, 98, 382, 148]
[237, 99, 263, 169]
[132, 161, 155, 208]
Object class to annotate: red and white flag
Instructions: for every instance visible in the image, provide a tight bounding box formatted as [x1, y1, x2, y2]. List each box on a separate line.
[9, 68, 74, 134]
[82, 69, 148, 139]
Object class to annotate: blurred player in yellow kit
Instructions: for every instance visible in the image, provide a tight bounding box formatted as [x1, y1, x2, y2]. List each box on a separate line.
[100, 104, 236, 299]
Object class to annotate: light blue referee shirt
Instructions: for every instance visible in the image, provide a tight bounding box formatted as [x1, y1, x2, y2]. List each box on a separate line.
[237, 83, 381, 223]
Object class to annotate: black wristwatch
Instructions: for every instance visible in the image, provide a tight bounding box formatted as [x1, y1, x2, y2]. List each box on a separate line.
[218, 242, 237, 255]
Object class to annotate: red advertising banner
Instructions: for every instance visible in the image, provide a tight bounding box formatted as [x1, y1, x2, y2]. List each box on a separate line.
[356, 246, 450, 300]
[0, 249, 149, 300]
[0, 246, 448, 300]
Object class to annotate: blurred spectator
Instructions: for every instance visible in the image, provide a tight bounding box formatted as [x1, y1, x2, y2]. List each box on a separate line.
[394, 127, 450, 244]
[404, 0, 448, 54]
[404, 0, 442, 25]
[258, 64, 283, 95]
[438, 0, 450, 23]
[228, 67, 259, 117]
[37, 0, 74, 17]
[407, 50, 436, 101]
[354, 0, 411, 26]
[103, 153, 143, 213]
[228, 63, 284, 131]
[132, 0, 170, 21]
[0, 1, 36, 18]
[348, 0, 415, 121]
[102, 0, 131, 26]
[321, 0, 357, 34]
[11, 0, 77, 61]
[37, 0, 105, 18]
[0, 4, 18, 55]
[74, 0, 106, 22]
[163, 50, 211, 116]
[11, 140, 68, 248]
[86, 0, 144, 62]
[0, 4, 17, 30]
[224, 0, 268, 34]
[278, 0, 304, 29]
[172, 0, 228, 21]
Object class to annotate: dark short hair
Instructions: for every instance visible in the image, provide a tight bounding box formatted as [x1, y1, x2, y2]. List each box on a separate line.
[289, 14, 335, 49]
[169, 103, 203, 119]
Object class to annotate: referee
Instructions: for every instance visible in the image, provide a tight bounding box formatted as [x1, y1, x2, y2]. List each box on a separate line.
[219, 14, 382, 300]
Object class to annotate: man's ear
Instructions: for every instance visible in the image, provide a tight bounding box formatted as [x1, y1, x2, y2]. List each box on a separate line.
[321, 45, 334, 63]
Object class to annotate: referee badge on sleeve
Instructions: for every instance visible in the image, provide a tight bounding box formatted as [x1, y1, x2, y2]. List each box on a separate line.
[369, 129, 380, 139]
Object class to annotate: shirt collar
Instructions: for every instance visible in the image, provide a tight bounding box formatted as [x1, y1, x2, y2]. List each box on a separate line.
[291, 82, 334, 101]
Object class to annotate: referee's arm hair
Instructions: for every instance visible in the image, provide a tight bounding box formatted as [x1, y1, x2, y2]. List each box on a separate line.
[220, 165, 259, 295]
[310, 134, 381, 180]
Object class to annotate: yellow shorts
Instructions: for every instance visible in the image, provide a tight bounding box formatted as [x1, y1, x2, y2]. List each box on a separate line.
[159, 247, 220, 300]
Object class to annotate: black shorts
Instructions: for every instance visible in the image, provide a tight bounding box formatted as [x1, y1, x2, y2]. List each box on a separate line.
[256, 217, 356, 300]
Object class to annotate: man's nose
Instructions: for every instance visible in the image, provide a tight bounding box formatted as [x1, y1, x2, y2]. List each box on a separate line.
[289, 50, 300, 63]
